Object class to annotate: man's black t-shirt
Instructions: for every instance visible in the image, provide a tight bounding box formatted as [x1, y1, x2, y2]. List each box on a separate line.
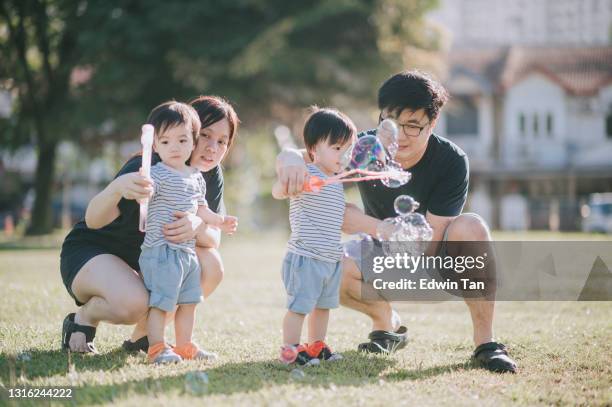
[61, 153, 225, 272]
[357, 130, 469, 220]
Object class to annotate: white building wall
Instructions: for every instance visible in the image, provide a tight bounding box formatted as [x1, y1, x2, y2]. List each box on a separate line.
[569, 84, 612, 166]
[503, 73, 567, 167]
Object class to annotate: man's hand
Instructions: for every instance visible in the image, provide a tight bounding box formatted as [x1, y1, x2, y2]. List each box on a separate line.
[342, 203, 381, 236]
[276, 149, 309, 197]
[219, 215, 238, 235]
[163, 211, 203, 243]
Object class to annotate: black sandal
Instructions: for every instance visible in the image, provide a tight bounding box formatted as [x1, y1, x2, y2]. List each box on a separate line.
[357, 326, 408, 354]
[122, 335, 149, 353]
[62, 313, 97, 353]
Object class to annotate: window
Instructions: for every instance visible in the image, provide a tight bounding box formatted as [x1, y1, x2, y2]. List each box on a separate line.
[519, 113, 526, 137]
[533, 113, 539, 137]
[446, 96, 479, 136]
[546, 113, 553, 137]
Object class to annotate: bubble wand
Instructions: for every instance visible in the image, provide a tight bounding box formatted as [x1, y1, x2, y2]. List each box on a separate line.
[139, 124, 154, 232]
[303, 167, 410, 192]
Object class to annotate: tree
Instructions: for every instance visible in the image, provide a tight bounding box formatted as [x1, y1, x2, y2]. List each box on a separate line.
[74, 0, 441, 128]
[0, 0, 82, 234]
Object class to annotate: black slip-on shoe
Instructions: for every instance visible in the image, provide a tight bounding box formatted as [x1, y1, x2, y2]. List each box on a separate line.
[357, 326, 408, 354]
[122, 335, 149, 353]
[472, 342, 517, 373]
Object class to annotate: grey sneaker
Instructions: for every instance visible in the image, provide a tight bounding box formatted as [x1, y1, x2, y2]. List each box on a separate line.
[153, 347, 182, 364]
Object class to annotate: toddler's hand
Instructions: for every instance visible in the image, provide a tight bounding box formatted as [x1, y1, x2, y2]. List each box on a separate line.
[219, 215, 238, 235]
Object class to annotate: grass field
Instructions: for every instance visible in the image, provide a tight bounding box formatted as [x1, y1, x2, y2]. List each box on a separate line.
[0, 231, 611, 406]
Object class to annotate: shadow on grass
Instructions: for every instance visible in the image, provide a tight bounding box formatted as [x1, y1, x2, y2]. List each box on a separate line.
[0, 348, 132, 381]
[46, 350, 475, 404]
[383, 361, 477, 381]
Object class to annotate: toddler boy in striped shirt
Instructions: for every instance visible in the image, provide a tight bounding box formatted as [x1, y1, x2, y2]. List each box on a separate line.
[273, 107, 356, 365]
[140, 101, 237, 364]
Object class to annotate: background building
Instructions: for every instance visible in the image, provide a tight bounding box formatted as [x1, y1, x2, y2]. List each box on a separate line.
[428, 1, 612, 230]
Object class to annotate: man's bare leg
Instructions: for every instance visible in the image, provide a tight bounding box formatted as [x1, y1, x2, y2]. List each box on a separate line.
[339, 257, 393, 331]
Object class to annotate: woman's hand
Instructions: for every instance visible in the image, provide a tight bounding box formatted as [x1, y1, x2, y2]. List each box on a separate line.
[163, 211, 203, 243]
[85, 170, 152, 229]
[111, 171, 153, 201]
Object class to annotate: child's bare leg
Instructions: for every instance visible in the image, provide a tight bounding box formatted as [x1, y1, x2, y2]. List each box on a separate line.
[131, 306, 177, 341]
[307, 308, 329, 343]
[147, 307, 166, 345]
[283, 311, 306, 345]
[175, 304, 196, 347]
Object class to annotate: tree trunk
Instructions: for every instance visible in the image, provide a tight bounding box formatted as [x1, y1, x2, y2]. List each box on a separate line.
[26, 138, 58, 235]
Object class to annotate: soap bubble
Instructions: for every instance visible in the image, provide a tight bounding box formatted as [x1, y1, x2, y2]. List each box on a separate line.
[377, 195, 433, 256]
[349, 135, 386, 170]
[290, 368, 306, 380]
[184, 371, 209, 395]
[381, 161, 411, 188]
[394, 195, 418, 216]
[279, 345, 298, 364]
[339, 142, 354, 170]
[343, 234, 374, 259]
[17, 352, 31, 362]
[377, 119, 399, 159]
[376, 217, 403, 242]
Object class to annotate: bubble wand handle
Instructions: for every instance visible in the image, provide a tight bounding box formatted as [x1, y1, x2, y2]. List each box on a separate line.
[139, 124, 154, 232]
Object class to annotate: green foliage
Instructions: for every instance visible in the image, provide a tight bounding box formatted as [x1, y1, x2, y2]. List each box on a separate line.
[72, 0, 441, 131]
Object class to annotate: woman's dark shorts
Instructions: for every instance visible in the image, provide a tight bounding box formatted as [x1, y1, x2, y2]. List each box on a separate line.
[60, 240, 110, 306]
[61, 243, 140, 309]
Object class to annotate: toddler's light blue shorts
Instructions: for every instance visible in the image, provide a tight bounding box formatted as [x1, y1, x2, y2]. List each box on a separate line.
[139, 245, 202, 312]
[281, 251, 342, 314]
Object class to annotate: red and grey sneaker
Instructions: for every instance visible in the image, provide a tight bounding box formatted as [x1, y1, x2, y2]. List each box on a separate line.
[296, 344, 320, 366]
[308, 341, 343, 362]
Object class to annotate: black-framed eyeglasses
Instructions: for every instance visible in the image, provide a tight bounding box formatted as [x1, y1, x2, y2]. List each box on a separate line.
[379, 112, 429, 138]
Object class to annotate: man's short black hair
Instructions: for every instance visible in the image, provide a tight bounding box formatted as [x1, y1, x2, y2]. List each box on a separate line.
[378, 70, 449, 121]
[303, 107, 356, 159]
[146, 101, 201, 143]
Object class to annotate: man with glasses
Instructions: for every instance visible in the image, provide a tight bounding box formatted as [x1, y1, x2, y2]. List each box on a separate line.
[275, 70, 517, 373]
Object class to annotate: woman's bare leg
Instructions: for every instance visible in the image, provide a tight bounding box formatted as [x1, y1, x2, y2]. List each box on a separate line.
[197, 247, 224, 298]
[69, 254, 149, 352]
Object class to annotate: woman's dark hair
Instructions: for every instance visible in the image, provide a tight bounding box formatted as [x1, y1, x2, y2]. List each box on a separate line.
[146, 101, 201, 143]
[303, 107, 356, 160]
[189, 95, 240, 150]
[378, 70, 449, 122]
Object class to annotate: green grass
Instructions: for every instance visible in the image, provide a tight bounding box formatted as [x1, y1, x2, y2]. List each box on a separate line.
[0, 232, 611, 406]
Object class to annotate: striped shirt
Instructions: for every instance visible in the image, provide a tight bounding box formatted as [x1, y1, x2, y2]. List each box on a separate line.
[287, 164, 346, 263]
[142, 162, 206, 252]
